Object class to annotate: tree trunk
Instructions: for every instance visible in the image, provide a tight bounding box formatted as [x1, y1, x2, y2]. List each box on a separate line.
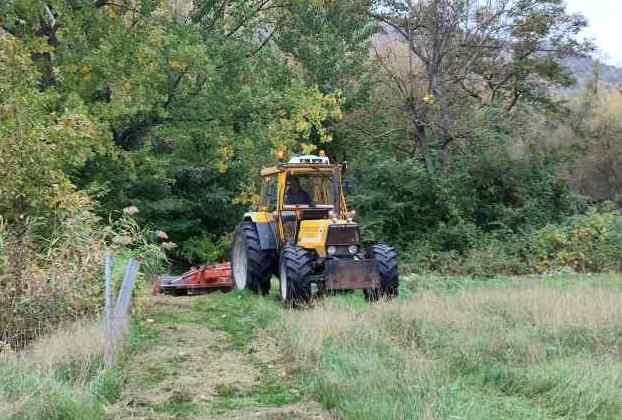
[413, 119, 434, 174]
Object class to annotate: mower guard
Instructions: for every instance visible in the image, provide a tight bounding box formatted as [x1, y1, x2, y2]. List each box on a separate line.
[154, 263, 233, 295]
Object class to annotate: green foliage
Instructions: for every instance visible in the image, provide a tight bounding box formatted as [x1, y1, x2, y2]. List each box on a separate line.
[0, 35, 107, 226]
[180, 234, 231, 265]
[527, 206, 622, 273]
[1, 0, 353, 270]
[0, 0, 619, 288]
[350, 141, 578, 253]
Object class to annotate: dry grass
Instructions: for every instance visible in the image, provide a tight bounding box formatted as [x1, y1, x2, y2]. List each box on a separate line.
[20, 319, 104, 375]
[0, 318, 111, 420]
[282, 279, 622, 420]
[298, 284, 622, 334]
[377, 285, 622, 330]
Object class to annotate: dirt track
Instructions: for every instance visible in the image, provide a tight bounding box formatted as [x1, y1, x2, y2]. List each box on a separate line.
[108, 294, 332, 420]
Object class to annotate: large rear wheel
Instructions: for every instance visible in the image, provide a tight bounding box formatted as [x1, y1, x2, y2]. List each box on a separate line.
[231, 222, 274, 294]
[364, 243, 399, 302]
[279, 246, 314, 306]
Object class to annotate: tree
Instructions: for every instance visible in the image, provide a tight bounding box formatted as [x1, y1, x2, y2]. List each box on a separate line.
[0, 34, 105, 227]
[367, 0, 592, 172]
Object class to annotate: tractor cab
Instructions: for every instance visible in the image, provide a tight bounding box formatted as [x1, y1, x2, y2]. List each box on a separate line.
[258, 155, 355, 253]
[231, 155, 399, 306]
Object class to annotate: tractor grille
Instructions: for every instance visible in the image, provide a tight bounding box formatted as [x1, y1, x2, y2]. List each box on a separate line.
[326, 224, 360, 245]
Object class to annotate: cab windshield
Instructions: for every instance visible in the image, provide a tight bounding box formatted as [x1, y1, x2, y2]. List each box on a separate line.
[284, 174, 335, 208]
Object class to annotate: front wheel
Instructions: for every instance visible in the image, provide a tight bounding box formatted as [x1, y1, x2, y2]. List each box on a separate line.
[364, 243, 399, 302]
[231, 222, 274, 294]
[279, 246, 314, 306]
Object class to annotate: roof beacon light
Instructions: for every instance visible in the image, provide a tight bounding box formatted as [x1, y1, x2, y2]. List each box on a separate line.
[288, 155, 330, 164]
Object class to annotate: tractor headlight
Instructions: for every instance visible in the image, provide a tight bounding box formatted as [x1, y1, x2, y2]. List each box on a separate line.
[348, 245, 359, 255]
[346, 210, 356, 222]
[328, 210, 337, 221]
[327, 246, 337, 256]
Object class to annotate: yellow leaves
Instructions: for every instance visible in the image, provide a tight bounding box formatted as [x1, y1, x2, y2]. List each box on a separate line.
[79, 64, 92, 81]
[268, 84, 343, 155]
[52, 183, 91, 212]
[103, 6, 119, 19]
[169, 58, 186, 72]
[216, 140, 234, 174]
[0, 36, 37, 84]
[301, 143, 318, 154]
[295, 116, 309, 133]
[233, 182, 261, 207]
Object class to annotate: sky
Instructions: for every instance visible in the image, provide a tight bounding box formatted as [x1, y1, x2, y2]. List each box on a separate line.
[564, 0, 622, 66]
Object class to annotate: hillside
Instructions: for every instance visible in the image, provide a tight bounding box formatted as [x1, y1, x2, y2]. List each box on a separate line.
[563, 56, 622, 90]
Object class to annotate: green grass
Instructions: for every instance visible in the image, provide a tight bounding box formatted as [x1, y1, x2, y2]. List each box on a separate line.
[192, 290, 282, 350]
[195, 291, 304, 414]
[0, 322, 139, 420]
[279, 273, 622, 420]
[17, 272, 614, 420]
[0, 356, 126, 420]
[152, 400, 202, 416]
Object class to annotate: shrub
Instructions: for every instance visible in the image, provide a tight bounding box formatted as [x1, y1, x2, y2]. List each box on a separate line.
[0, 207, 104, 350]
[527, 206, 622, 273]
[179, 234, 232, 265]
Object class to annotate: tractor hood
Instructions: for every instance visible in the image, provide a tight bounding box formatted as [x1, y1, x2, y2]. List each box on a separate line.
[297, 219, 360, 257]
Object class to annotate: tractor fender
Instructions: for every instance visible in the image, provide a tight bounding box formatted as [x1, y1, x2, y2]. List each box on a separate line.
[243, 213, 277, 250]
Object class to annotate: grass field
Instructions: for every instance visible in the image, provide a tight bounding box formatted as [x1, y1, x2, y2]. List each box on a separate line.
[1, 273, 621, 419]
[284, 274, 622, 419]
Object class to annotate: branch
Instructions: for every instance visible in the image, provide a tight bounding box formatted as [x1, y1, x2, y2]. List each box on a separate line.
[224, 0, 279, 39]
[506, 90, 521, 112]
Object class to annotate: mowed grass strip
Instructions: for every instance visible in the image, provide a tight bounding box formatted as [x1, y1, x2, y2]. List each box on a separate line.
[280, 275, 622, 420]
[191, 291, 305, 414]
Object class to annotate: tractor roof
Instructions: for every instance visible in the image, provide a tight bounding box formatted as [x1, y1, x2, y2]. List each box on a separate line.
[260, 163, 341, 177]
[260, 155, 340, 177]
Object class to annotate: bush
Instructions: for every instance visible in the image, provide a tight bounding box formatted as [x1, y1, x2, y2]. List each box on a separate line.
[0, 207, 104, 349]
[527, 205, 622, 273]
[350, 144, 580, 257]
[179, 234, 232, 265]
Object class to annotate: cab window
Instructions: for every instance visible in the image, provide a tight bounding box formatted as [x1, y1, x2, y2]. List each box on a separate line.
[284, 174, 335, 208]
[261, 176, 277, 211]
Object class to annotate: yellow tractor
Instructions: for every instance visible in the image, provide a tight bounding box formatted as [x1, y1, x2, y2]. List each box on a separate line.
[230, 154, 399, 305]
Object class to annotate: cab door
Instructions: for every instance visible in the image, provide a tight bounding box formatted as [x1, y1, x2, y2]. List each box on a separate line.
[276, 172, 299, 244]
[257, 175, 279, 249]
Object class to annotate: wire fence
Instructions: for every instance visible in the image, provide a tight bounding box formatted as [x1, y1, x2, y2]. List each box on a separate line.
[103, 251, 140, 368]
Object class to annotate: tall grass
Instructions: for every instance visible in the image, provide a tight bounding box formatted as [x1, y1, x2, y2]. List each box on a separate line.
[282, 276, 622, 419]
[0, 320, 126, 420]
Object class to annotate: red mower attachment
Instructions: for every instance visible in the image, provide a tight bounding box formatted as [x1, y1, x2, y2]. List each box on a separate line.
[153, 262, 233, 295]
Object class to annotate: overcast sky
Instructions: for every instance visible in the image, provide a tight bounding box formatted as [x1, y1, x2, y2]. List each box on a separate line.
[564, 0, 622, 66]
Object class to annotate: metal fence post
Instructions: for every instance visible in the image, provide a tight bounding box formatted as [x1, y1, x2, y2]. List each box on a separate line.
[103, 251, 114, 368]
[104, 254, 140, 368]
